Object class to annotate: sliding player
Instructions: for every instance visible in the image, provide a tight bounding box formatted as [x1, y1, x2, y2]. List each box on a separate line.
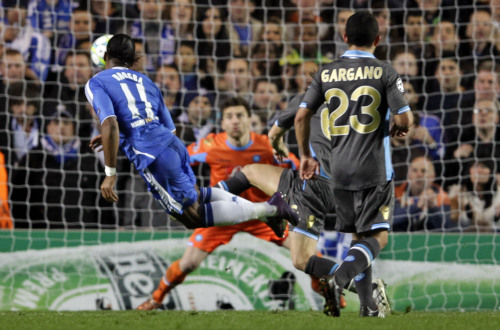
[137, 97, 304, 310]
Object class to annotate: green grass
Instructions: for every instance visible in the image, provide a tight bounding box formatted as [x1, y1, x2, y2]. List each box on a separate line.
[2, 311, 499, 330]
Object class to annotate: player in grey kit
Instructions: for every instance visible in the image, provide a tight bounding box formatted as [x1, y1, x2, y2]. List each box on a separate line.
[219, 92, 392, 315]
[295, 12, 413, 317]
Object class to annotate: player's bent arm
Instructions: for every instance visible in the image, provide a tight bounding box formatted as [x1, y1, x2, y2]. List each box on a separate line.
[391, 111, 414, 137]
[268, 124, 289, 159]
[100, 116, 120, 170]
[294, 107, 314, 158]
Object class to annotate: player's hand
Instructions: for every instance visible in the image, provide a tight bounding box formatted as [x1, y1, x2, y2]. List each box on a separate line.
[271, 137, 289, 162]
[299, 156, 320, 180]
[89, 134, 103, 152]
[100, 175, 119, 203]
[389, 124, 409, 137]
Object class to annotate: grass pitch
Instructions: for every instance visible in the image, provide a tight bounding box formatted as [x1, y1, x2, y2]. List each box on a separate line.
[2, 310, 499, 330]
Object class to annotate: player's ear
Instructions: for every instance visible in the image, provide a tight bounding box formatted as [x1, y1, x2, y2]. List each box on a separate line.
[373, 35, 381, 47]
[343, 33, 348, 44]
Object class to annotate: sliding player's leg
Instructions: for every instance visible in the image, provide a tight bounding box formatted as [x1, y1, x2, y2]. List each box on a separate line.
[141, 142, 296, 232]
[138, 226, 240, 310]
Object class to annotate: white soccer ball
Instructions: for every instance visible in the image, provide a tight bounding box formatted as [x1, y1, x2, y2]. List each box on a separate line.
[90, 34, 113, 67]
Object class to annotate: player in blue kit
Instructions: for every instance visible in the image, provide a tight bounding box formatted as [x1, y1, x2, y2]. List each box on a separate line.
[84, 34, 297, 233]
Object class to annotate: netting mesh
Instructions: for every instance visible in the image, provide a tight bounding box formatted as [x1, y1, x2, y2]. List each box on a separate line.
[0, 0, 499, 311]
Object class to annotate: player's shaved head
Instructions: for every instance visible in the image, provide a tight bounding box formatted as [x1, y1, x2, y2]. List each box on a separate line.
[345, 12, 379, 47]
[107, 33, 136, 68]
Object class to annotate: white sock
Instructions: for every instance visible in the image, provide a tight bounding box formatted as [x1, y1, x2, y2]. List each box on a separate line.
[200, 187, 239, 203]
[202, 199, 277, 226]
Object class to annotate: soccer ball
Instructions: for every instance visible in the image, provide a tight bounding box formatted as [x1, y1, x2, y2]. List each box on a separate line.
[90, 34, 113, 67]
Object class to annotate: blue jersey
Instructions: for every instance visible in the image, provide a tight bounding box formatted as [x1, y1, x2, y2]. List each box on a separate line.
[85, 66, 176, 171]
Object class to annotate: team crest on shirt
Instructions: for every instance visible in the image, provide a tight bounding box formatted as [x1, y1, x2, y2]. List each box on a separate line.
[379, 205, 390, 220]
[307, 215, 315, 228]
[396, 78, 404, 93]
[253, 155, 261, 162]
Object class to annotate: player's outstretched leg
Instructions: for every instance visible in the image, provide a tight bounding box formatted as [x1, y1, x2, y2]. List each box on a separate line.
[137, 260, 187, 310]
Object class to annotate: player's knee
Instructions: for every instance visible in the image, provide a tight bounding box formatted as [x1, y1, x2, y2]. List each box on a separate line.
[374, 230, 388, 249]
[291, 253, 310, 272]
[241, 164, 256, 180]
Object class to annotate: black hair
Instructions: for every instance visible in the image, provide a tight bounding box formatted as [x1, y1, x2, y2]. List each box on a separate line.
[221, 97, 251, 117]
[7, 82, 41, 110]
[345, 12, 379, 47]
[406, 9, 424, 20]
[106, 34, 137, 68]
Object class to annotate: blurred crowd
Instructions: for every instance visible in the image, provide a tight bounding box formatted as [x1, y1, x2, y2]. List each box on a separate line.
[1, 0, 499, 232]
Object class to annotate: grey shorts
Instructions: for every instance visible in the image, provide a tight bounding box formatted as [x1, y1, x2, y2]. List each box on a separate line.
[277, 169, 335, 239]
[333, 180, 394, 234]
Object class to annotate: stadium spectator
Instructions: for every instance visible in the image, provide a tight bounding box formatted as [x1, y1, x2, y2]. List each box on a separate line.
[393, 156, 453, 231]
[43, 51, 94, 143]
[217, 57, 253, 108]
[137, 96, 300, 311]
[448, 160, 500, 232]
[0, 82, 41, 168]
[250, 40, 282, 81]
[391, 48, 422, 94]
[251, 79, 282, 125]
[425, 20, 462, 79]
[89, 0, 129, 36]
[195, 6, 233, 77]
[174, 89, 216, 146]
[129, 0, 171, 71]
[27, 0, 73, 41]
[55, 7, 96, 70]
[448, 99, 500, 186]
[424, 58, 473, 152]
[402, 9, 428, 59]
[280, 18, 331, 67]
[412, 0, 455, 29]
[165, 0, 195, 42]
[294, 60, 319, 95]
[473, 60, 500, 102]
[0, 49, 31, 93]
[332, 8, 354, 58]
[391, 112, 442, 184]
[2, 1, 51, 82]
[0, 150, 13, 229]
[372, 1, 400, 61]
[174, 40, 214, 108]
[155, 64, 183, 119]
[462, 10, 500, 71]
[227, 0, 262, 57]
[403, 80, 444, 161]
[10, 108, 115, 229]
[260, 16, 287, 58]
[250, 111, 267, 135]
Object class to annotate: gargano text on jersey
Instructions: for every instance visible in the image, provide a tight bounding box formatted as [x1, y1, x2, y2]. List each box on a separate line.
[111, 71, 144, 84]
[321, 66, 383, 82]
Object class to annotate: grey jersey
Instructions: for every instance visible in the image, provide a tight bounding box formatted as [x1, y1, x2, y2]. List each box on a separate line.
[277, 94, 333, 177]
[301, 50, 410, 190]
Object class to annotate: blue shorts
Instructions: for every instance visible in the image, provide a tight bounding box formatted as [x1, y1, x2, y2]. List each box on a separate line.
[141, 137, 198, 214]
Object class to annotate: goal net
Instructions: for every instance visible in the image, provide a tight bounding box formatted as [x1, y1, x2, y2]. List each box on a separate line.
[0, 0, 499, 312]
